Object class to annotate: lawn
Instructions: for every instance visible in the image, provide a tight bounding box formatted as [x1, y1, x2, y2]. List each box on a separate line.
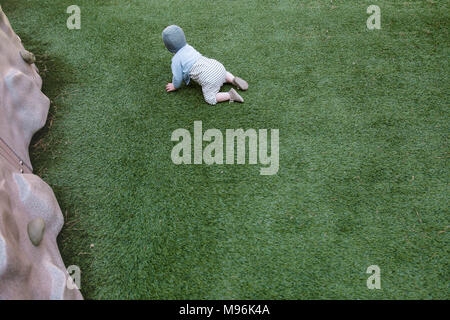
[2, 0, 448, 299]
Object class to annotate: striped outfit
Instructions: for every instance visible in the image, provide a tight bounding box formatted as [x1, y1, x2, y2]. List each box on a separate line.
[189, 56, 227, 105]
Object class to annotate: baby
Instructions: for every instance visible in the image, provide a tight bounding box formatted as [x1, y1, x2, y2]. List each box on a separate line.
[162, 25, 248, 105]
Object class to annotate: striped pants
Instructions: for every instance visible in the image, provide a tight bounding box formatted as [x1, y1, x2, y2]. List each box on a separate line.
[189, 56, 226, 105]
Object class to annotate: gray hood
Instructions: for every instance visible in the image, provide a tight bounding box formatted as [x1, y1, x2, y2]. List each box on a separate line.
[162, 25, 186, 53]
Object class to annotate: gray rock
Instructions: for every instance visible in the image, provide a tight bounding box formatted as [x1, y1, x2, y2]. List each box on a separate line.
[27, 217, 45, 246]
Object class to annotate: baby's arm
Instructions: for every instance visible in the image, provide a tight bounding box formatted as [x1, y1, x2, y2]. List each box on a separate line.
[166, 83, 176, 92]
[166, 59, 183, 92]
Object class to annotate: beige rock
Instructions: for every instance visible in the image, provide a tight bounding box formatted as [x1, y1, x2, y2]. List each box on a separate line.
[0, 8, 82, 300]
[20, 50, 36, 65]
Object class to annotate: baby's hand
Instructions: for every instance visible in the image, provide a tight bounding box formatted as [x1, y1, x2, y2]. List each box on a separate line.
[165, 83, 176, 92]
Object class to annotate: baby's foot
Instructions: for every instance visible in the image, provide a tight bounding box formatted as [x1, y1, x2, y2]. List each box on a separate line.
[232, 77, 248, 91]
[229, 88, 244, 103]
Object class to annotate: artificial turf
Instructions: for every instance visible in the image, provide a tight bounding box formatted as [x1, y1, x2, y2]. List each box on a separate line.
[2, 0, 448, 299]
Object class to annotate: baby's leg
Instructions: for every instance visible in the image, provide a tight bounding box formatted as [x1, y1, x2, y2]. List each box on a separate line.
[215, 89, 244, 103]
[225, 70, 248, 91]
[200, 82, 243, 104]
[225, 72, 235, 84]
[216, 92, 231, 103]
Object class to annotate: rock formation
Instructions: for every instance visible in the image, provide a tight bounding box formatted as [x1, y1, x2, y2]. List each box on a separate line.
[0, 6, 82, 299]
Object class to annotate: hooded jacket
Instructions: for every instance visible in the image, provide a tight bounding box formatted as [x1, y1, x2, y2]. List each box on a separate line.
[162, 25, 186, 53]
[162, 25, 201, 88]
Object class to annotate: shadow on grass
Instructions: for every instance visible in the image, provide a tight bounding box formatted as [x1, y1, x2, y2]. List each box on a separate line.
[13, 34, 73, 168]
[16, 33, 89, 293]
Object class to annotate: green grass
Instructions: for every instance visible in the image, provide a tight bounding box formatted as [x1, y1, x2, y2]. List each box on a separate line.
[2, 0, 448, 299]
